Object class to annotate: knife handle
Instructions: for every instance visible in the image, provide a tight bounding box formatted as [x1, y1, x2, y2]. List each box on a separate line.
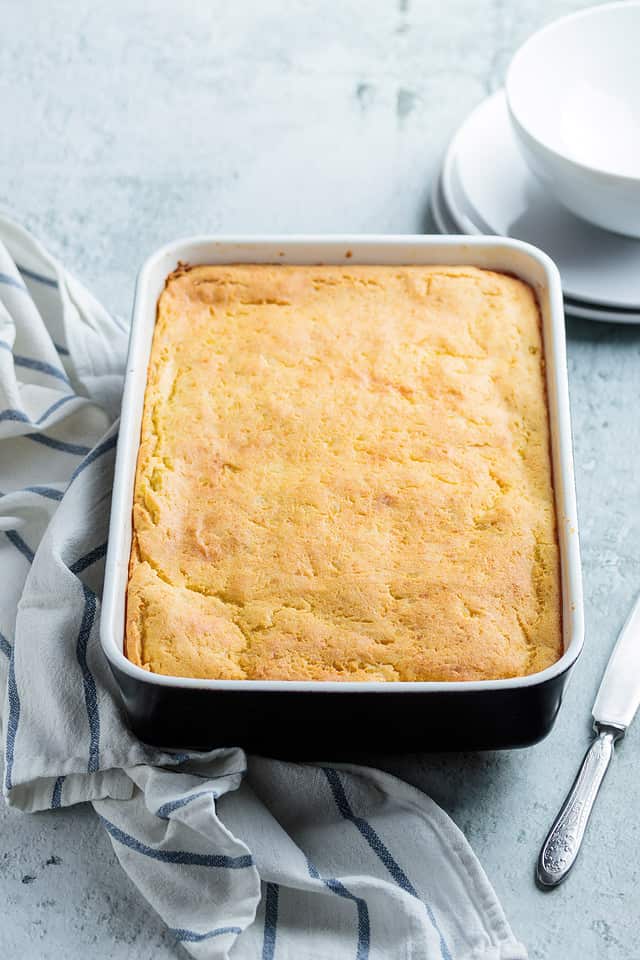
[537, 726, 620, 888]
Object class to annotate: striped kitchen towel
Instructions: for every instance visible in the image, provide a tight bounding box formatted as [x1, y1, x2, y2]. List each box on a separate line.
[0, 216, 527, 960]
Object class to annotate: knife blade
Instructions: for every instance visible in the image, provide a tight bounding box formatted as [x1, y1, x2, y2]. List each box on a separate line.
[593, 592, 640, 729]
[537, 591, 640, 888]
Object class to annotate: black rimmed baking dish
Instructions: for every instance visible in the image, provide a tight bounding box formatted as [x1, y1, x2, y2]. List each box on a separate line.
[101, 235, 583, 754]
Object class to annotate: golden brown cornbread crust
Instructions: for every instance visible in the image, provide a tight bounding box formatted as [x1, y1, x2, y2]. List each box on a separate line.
[126, 264, 561, 682]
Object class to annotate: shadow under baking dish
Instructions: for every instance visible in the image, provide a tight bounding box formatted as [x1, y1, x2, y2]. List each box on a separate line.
[101, 235, 584, 755]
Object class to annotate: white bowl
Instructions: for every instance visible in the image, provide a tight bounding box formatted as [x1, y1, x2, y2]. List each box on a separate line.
[506, 1, 640, 238]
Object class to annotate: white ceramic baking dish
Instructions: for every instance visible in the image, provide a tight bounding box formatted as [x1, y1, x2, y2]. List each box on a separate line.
[101, 235, 583, 753]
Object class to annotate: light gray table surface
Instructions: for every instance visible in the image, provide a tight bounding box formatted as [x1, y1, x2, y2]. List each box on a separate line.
[1, 1, 639, 957]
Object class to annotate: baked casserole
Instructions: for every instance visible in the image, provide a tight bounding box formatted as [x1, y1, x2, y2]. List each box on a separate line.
[125, 264, 561, 682]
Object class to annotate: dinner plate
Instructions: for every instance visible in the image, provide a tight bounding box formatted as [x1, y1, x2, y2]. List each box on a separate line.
[440, 91, 640, 313]
[430, 173, 640, 324]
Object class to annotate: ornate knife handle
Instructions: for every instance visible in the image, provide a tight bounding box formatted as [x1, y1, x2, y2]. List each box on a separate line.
[537, 726, 622, 888]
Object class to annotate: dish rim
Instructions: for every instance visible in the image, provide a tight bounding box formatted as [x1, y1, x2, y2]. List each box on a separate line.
[100, 233, 584, 694]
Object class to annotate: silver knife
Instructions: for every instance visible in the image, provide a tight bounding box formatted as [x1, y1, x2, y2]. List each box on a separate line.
[537, 591, 640, 887]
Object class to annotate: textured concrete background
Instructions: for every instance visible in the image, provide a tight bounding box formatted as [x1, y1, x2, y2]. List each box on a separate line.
[1, 1, 639, 957]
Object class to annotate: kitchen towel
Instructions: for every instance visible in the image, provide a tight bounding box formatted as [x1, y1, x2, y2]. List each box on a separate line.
[0, 217, 527, 960]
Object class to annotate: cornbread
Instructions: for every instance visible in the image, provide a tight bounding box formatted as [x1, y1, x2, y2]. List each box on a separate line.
[126, 264, 561, 682]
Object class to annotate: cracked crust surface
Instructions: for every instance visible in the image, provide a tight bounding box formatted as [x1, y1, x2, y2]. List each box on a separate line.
[125, 264, 561, 681]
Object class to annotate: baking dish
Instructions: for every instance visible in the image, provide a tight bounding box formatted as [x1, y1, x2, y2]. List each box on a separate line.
[101, 235, 583, 754]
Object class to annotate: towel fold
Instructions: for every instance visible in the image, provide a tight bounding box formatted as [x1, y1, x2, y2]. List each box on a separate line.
[0, 217, 527, 960]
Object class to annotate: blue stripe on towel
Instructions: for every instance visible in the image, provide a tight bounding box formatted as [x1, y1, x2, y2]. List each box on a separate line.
[3, 631, 21, 792]
[170, 926, 242, 943]
[262, 881, 279, 960]
[5, 530, 35, 563]
[0, 341, 71, 387]
[14, 354, 71, 385]
[51, 775, 65, 808]
[0, 394, 78, 427]
[70, 542, 107, 575]
[0, 409, 30, 423]
[76, 583, 100, 772]
[98, 814, 254, 868]
[323, 768, 452, 960]
[307, 858, 369, 960]
[26, 433, 91, 456]
[0, 272, 26, 292]
[17, 264, 58, 288]
[35, 394, 79, 423]
[70, 432, 118, 482]
[24, 485, 64, 501]
[156, 790, 219, 820]
[0, 633, 11, 658]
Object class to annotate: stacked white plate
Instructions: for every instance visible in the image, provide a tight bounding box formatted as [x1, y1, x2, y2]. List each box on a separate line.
[432, 91, 640, 323]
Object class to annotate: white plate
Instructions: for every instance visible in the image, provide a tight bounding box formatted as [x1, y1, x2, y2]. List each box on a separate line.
[431, 173, 640, 324]
[561, 299, 640, 324]
[441, 91, 640, 311]
[430, 167, 458, 235]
